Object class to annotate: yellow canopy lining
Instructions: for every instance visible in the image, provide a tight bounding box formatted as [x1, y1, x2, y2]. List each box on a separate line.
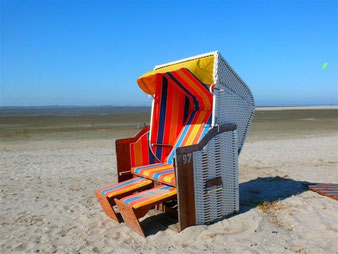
[137, 55, 215, 95]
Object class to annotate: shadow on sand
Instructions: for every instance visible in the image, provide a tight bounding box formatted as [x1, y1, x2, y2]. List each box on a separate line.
[239, 176, 308, 214]
[140, 176, 309, 237]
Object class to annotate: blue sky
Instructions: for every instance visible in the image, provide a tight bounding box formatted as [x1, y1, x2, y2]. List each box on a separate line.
[0, 0, 337, 106]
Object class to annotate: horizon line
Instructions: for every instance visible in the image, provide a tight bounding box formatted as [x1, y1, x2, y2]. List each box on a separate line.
[0, 104, 338, 108]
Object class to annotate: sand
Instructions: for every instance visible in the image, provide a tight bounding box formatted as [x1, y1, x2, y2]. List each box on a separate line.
[0, 107, 337, 253]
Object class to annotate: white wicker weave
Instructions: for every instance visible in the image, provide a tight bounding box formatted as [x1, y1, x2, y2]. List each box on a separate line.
[193, 130, 238, 224]
[213, 52, 255, 152]
[153, 51, 254, 225]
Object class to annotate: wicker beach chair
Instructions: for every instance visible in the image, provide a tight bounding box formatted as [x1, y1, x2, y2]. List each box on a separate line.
[95, 51, 255, 236]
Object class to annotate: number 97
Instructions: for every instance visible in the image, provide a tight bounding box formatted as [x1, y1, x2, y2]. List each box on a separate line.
[182, 153, 192, 164]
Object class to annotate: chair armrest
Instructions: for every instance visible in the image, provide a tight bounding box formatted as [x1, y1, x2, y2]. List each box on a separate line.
[175, 123, 237, 155]
[115, 126, 150, 182]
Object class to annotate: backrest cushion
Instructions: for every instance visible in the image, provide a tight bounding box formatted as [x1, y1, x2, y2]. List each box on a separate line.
[165, 110, 212, 164]
[150, 75, 191, 162]
[150, 68, 213, 163]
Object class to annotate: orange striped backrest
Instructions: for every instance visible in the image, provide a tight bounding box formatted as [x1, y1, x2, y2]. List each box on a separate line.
[150, 68, 213, 163]
[150, 76, 190, 162]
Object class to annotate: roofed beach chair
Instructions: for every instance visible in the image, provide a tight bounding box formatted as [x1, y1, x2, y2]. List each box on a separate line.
[95, 51, 255, 236]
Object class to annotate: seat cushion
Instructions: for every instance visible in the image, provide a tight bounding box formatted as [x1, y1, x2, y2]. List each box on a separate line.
[97, 177, 153, 198]
[120, 185, 177, 209]
[132, 163, 176, 186]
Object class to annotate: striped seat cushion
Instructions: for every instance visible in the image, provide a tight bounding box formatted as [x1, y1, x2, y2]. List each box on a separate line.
[132, 163, 176, 186]
[121, 185, 177, 209]
[97, 177, 153, 198]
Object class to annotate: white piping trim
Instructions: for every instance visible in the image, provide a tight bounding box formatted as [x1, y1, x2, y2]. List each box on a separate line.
[212, 91, 217, 127]
[211, 51, 219, 127]
[149, 97, 155, 142]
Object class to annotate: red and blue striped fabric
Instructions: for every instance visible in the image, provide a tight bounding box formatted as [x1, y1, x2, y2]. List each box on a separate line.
[165, 110, 212, 164]
[131, 110, 212, 186]
[120, 185, 177, 209]
[130, 132, 157, 168]
[132, 163, 175, 186]
[149, 68, 213, 163]
[164, 68, 213, 111]
[97, 177, 153, 198]
[130, 67, 213, 186]
[150, 75, 189, 162]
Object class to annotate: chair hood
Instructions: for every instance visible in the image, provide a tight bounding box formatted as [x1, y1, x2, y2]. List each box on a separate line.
[137, 54, 215, 95]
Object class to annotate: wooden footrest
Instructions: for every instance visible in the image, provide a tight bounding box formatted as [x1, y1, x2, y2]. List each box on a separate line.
[94, 177, 153, 222]
[115, 185, 177, 236]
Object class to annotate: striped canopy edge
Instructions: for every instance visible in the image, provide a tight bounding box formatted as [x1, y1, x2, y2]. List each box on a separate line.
[137, 53, 215, 95]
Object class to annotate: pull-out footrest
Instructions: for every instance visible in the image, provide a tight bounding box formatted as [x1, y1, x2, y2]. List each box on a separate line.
[115, 185, 177, 236]
[94, 177, 153, 222]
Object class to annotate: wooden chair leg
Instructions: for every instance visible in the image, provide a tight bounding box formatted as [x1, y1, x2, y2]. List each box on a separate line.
[94, 191, 121, 222]
[94, 179, 154, 223]
[115, 198, 148, 237]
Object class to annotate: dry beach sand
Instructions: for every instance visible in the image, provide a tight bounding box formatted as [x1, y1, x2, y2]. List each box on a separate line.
[0, 106, 337, 253]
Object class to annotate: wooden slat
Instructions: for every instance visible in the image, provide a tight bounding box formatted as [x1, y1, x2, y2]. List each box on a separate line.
[307, 183, 338, 201]
[175, 152, 196, 231]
